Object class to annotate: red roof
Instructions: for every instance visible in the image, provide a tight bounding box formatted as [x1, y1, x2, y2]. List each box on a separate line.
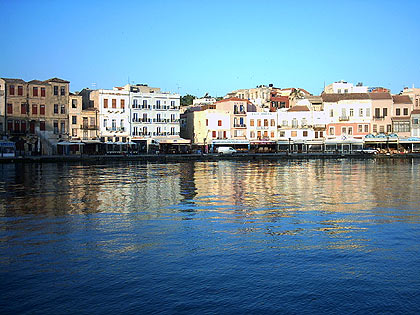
[392, 95, 412, 104]
[216, 97, 252, 104]
[288, 105, 310, 112]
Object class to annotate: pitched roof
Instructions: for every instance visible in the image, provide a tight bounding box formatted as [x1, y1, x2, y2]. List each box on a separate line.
[322, 93, 370, 102]
[28, 80, 45, 85]
[288, 105, 310, 112]
[411, 109, 420, 115]
[1, 78, 26, 84]
[392, 95, 412, 104]
[369, 92, 392, 100]
[216, 97, 251, 104]
[44, 77, 70, 83]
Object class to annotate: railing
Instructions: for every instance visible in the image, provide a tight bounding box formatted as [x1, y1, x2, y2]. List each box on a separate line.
[234, 124, 247, 128]
[80, 124, 98, 130]
[234, 110, 246, 115]
[373, 116, 385, 120]
[339, 116, 349, 121]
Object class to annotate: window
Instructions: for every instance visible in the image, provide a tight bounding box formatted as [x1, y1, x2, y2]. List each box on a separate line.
[250, 119, 254, 126]
[54, 86, 58, 95]
[342, 127, 347, 135]
[121, 99, 125, 109]
[271, 119, 275, 126]
[142, 100, 147, 108]
[54, 104, 58, 114]
[41, 87, 45, 97]
[250, 131, 255, 138]
[350, 108, 354, 117]
[379, 125, 384, 133]
[53, 121, 59, 134]
[404, 108, 408, 116]
[264, 119, 268, 127]
[7, 103, 13, 114]
[396, 108, 401, 116]
[112, 99, 116, 108]
[104, 119, 107, 128]
[303, 131, 308, 137]
[338, 89, 341, 94]
[72, 116, 77, 124]
[60, 121, 65, 133]
[40, 105, 45, 115]
[329, 127, 335, 135]
[292, 118, 298, 128]
[72, 99, 77, 108]
[90, 117, 95, 126]
[7, 120, 12, 131]
[40, 121, 45, 131]
[60, 86, 65, 96]
[17, 86, 23, 96]
[344, 89, 348, 93]
[413, 118, 419, 125]
[271, 131, 274, 138]
[291, 131, 297, 137]
[280, 131, 285, 137]
[32, 104, 37, 114]
[156, 100, 161, 109]
[61, 105, 65, 114]
[330, 109, 334, 117]
[358, 125, 363, 132]
[33, 87, 38, 96]
[375, 108, 381, 118]
[393, 121, 410, 132]
[373, 124, 377, 133]
[348, 127, 353, 135]
[257, 119, 261, 127]
[263, 131, 268, 138]
[366, 108, 370, 116]
[386, 124, 392, 133]
[171, 100, 175, 108]
[112, 119, 116, 131]
[72, 128, 77, 137]
[120, 119, 124, 129]
[9, 85, 15, 95]
[212, 131, 216, 138]
[21, 103, 27, 114]
[364, 125, 369, 133]
[359, 108, 363, 117]
[218, 120, 222, 126]
[206, 119, 208, 126]
[282, 120, 288, 127]
[104, 99, 108, 108]
[383, 108, 387, 117]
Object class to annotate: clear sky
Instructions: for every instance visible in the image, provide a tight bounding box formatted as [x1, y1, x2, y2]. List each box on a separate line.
[1, 0, 420, 96]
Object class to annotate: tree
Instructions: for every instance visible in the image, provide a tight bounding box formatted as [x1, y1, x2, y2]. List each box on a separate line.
[181, 94, 196, 106]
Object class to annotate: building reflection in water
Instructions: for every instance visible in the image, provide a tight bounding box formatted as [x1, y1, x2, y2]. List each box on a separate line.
[1, 159, 420, 252]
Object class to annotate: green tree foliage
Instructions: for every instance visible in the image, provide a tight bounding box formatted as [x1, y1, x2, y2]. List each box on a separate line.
[180, 94, 196, 106]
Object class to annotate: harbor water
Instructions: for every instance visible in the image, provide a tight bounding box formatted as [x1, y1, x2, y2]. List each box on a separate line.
[1, 159, 420, 314]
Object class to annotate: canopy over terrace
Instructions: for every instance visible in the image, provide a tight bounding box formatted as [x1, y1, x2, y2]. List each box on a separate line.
[57, 140, 84, 155]
[153, 137, 191, 154]
[399, 137, 420, 152]
[324, 137, 364, 153]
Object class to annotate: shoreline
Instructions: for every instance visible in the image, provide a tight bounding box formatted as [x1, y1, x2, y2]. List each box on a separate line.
[0, 152, 418, 163]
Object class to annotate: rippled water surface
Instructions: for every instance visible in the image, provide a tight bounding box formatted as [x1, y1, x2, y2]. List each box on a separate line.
[1, 159, 420, 314]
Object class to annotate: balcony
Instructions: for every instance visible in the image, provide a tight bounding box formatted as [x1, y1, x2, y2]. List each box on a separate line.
[373, 116, 385, 120]
[339, 116, 349, 121]
[80, 124, 98, 130]
[234, 110, 246, 115]
[234, 124, 247, 128]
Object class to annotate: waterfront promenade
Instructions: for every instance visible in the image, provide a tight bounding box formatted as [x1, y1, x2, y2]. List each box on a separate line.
[0, 152, 418, 163]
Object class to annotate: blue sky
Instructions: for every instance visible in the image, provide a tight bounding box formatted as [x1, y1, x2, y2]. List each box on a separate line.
[1, 0, 420, 96]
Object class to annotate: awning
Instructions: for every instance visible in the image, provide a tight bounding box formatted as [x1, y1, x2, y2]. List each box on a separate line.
[57, 142, 85, 145]
[82, 140, 101, 144]
[154, 137, 191, 144]
[211, 139, 249, 145]
[250, 140, 276, 145]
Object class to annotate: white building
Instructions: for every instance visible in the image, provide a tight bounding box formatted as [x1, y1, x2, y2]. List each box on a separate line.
[128, 84, 182, 150]
[324, 81, 368, 94]
[91, 88, 130, 143]
[247, 112, 278, 140]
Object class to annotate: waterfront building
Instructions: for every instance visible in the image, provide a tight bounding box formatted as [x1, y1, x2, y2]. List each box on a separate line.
[411, 109, 420, 137]
[391, 95, 413, 138]
[324, 80, 368, 94]
[192, 94, 216, 106]
[247, 111, 278, 152]
[370, 92, 393, 134]
[88, 88, 130, 144]
[0, 77, 70, 155]
[127, 84, 185, 152]
[322, 93, 372, 138]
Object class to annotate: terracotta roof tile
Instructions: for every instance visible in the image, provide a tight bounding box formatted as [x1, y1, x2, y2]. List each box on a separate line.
[1, 78, 26, 84]
[392, 95, 412, 104]
[369, 92, 392, 100]
[322, 93, 370, 102]
[288, 105, 310, 112]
